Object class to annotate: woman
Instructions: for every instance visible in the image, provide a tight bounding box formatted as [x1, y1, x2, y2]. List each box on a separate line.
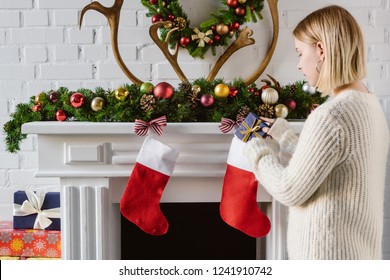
[244, 5, 389, 259]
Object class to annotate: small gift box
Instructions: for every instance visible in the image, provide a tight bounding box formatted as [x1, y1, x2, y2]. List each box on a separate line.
[234, 112, 269, 142]
[0, 221, 61, 258]
[13, 190, 61, 230]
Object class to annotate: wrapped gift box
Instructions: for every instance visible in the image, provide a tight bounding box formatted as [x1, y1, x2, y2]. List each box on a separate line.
[234, 112, 268, 142]
[0, 221, 61, 258]
[13, 190, 61, 230]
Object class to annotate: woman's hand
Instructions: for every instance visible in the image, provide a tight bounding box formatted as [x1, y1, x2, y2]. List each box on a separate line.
[260, 117, 276, 135]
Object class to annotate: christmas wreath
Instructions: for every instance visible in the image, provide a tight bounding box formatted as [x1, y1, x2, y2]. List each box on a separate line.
[142, 0, 265, 58]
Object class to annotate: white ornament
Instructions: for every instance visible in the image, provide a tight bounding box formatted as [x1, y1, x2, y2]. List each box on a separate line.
[261, 87, 279, 105]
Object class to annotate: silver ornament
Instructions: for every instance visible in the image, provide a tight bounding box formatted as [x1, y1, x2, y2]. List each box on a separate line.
[302, 82, 317, 95]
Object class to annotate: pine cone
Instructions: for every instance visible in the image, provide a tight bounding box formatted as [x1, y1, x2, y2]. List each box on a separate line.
[236, 105, 250, 123]
[188, 91, 198, 109]
[288, 84, 297, 95]
[178, 82, 192, 94]
[140, 94, 156, 112]
[258, 104, 275, 118]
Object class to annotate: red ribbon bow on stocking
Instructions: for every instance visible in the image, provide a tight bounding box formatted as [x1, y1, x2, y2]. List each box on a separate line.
[134, 116, 167, 136]
[218, 117, 241, 133]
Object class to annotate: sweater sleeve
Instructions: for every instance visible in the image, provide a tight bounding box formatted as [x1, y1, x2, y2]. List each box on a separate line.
[243, 108, 344, 206]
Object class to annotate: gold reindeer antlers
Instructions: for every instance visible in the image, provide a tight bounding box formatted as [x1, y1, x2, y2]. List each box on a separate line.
[244, 0, 279, 85]
[79, 0, 279, 87]
[80, 0, 143, 85]
[207, 26, 255, 82]
[149, 21, 188, 83]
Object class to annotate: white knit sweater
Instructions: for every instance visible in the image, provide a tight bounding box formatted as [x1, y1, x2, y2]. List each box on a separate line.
[244, 90, 389, 259]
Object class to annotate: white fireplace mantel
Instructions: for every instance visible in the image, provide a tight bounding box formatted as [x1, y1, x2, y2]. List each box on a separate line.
[22, 121, 304, 260]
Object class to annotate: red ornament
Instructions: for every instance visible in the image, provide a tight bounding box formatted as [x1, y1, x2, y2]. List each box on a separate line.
[250, 6, 255, 11]
[214, 35, 221, 41]
[149, 0, 158, 5]
[32, 104, 41, 112]
[208, 39, 214, 45]
[248, 87, 255, 93]
[230, 22, 240, 30]
[151, 14, 163, 24]
[229, 87, 239, 97]
[285, 98, 296, 110]
[227, 0, 238, 8]
[235, 7, 246, 17]
[70, 93, 85, 108]
[49, 91, 59, 103]
[168, 14, 175, 21]
[56, 110, 67, 122]
[180, 36, 190, 47]
[200, 94, 214, 107]
[211, 25, 216, 31]
[154, 82, 174, 99]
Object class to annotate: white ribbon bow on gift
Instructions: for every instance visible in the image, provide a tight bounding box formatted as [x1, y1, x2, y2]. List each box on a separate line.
[13, 190, 61, 229]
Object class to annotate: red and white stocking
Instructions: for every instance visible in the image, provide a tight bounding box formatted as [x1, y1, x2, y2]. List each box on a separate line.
[120, 136, 179, 236]
[220, 136, 271, 238]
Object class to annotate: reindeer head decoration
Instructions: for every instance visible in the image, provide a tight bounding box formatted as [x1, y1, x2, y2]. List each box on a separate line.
[79, 0, 279, 86]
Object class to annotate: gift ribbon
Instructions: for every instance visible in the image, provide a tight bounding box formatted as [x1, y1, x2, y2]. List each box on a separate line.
[219, 117, 241, 133]
[240, 119, 267, 142]
[134, 115, 167, 136]
[191, 28, 213, 47]
[13, 190, 60, 230]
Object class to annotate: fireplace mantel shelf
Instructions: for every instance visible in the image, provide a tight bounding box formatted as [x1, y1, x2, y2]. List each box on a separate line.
[22, 121, 304, 135]
[22, 121, 303, 260]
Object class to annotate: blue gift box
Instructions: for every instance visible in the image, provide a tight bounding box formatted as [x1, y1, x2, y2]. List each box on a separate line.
[13, 191, 61, 230]
[234, 112, 268, 142]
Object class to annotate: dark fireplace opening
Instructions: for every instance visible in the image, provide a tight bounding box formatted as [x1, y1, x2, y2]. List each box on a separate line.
[121, 203, 265, 260]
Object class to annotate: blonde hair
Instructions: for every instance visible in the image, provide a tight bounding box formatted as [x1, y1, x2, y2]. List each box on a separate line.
[293, 5, 367, 94]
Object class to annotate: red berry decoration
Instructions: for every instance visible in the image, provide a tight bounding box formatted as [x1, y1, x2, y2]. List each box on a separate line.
[227, 0, 238, 8]
[70, 92, 85, 108]
[235, 7, 246, 17]
[153, 82, 174, 99]
[214, 35, 221, 41]
[151, 14, 163, 24]
[229, 87, 238, 97]
[168, 14, 175, 21]
[179, 36, 190, 47]
[200, 94, 214, 107]
[208, 39, 214, 45]
[56, 110, 67, 122]
[149, 0, 158, 5]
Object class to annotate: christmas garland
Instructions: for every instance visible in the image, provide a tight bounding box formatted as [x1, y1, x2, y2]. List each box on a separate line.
[3, 77, 327, 153]
[142, 0, 265, 58]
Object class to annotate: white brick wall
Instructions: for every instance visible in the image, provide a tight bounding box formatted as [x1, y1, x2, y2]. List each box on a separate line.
[0, 0, 389, 259]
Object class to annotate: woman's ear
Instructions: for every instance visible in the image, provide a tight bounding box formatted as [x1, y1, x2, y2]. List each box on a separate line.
[316, 42, 325, 61]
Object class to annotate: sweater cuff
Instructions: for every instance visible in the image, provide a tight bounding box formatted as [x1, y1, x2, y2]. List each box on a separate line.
[267, 118, 291, 142]
[243, 137, 273, 164]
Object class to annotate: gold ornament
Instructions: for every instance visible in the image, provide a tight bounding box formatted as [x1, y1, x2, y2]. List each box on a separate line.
[238, 0, 247, 4]
[164, 22, 173, 29]
[35, 92, 46, 104]
[114, 87, 130, 101]
[91, 97, 105, 111]
[216, 23, 229, 35]
[214, 83, 230, 98]
[228, 30, 235, 37]
[191, 85, 201, 94]
[275, 104, 289, 118]
[261, 87, 279, 105]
